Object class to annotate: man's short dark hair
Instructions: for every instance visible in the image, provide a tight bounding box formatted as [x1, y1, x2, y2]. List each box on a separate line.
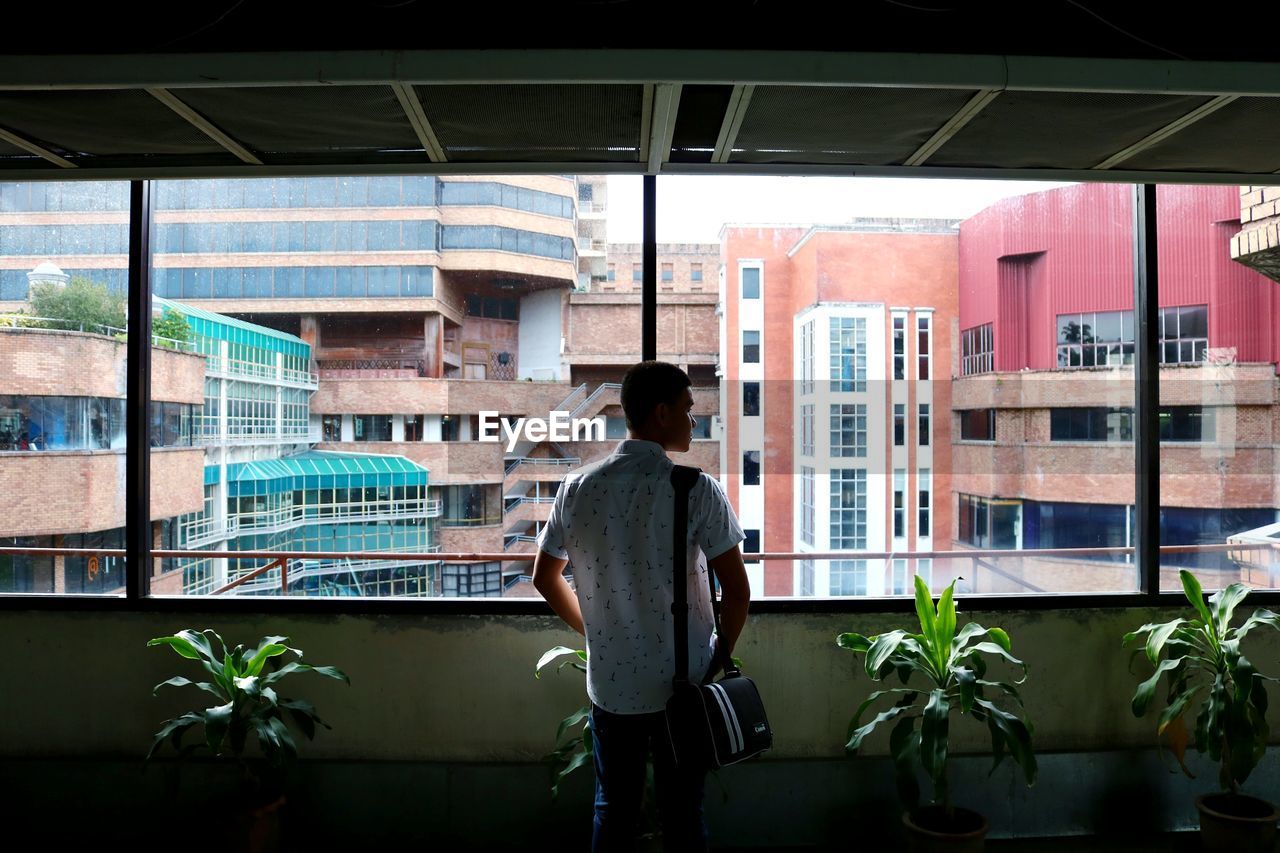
[620, 361, 691, 430]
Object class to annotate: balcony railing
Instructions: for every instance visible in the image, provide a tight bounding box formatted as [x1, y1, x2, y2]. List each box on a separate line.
[504, 456, 581, 475]
[5, 541, 1280, 597]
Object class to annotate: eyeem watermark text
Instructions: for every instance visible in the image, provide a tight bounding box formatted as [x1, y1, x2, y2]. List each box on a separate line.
[478, 411, 606, 452]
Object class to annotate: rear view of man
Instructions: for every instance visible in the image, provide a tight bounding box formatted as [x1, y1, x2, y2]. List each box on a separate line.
[533, 361, 751, 853]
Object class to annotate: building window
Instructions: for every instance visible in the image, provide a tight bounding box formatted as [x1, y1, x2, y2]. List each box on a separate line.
[829, 317, 867, 393]
[743, 529, 760, 554]
[465, 295, 519, 321]
[919, 404, 931, 446]
[1160, 406, 1215, 442]
[321, 414, 342, 442]
[831, 559, 867, 596]
[1056, 310, 1134, 368]
[893, 469, 907, 539]
[917, 558, 933, 590]
[829, 468, 867, 550]
[743, 450, 761, 486]
[742, 266, 760, 299]
[691, 263, 702, 282]
[441, 484, 495, 526]
[894, 404, 906, 446]
[801, 405, 814, 457]
[800, 559, 815, 597]
[743, 382, 760, 417]
[607, 264, 615, 281]
[440, 414, 461, 441]
[1160, 305, 1208, 364]
[442, 561, 502, 597]
[800, 320, 814, 395]
[830, 404, 867, 457]
[892, 314, 906, 380]
[404, 414, 423, 442]
[918, 469, 932, 538]
[961, 323, 994, 376]
[801, 467, 815, 546]
[917, 314, 932, 380]
[743, 330, 760, 363]
[352, 415, 393, 442]
[959, 409, 995, 442]
[891, 559, 908, 595]
[632, 263, 642, 282]
[957, 494, 1021, 549]
[661, 262, 674, 282]
[1050, 407, 1133, 442]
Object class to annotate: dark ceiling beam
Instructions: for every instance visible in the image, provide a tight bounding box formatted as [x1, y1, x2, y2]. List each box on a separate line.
[643, 83, 680, 173]
[3, 51, 1280, 95]
[147, 87, 263, 165]
[711, 84, 753, 165]
[0, 125, 75, 168]
[390, 83, 447, 162]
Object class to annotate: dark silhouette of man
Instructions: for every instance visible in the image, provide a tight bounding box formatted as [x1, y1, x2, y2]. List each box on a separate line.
[534, 361, 750, 852]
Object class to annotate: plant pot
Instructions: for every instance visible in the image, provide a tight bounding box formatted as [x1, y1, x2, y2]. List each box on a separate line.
[1195, 793, 1279, 853]
[902, 806, 989, 853]
[219, 794, 286, 853]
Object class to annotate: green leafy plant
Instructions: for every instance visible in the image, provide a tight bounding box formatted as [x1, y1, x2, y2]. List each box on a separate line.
[535, 645, 592, 799]
[836, 577, 1037, 819]
[152, 307, 192, 350]
[1124, 570, 1280, 794]
[28, 276, 125, 333]
[147, 629, 349, 799]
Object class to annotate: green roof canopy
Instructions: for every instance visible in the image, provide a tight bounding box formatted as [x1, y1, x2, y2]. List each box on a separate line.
[215, 451, 430, 496]
[155, 295, 310, 360]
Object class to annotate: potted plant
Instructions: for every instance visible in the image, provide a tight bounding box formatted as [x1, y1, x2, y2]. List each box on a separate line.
[147, 628, 350, 852]
[536, 645, 662, 848]
[837, 577, 1037, 852]
[1124, 570, 1280, 852]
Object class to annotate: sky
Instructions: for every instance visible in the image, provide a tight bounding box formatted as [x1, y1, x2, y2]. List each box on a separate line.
[606, 176, 1077, 243]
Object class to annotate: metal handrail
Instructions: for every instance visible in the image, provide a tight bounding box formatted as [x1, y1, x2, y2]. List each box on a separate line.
[569, 382, 621, 420]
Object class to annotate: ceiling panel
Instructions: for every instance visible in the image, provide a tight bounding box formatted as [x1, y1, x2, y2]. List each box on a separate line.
[0, 90, 225, 158]
[413, 84, 644, 162]
[927, 91, 1213, 169]
[730, 85, 978, 165]
[1120, 97, 1280, 174]
[174, 85, 422, 158]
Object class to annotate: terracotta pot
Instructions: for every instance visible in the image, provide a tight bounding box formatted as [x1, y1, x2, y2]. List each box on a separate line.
[231, 794, 286, 853]
[902, 806, 989, 853]
[1195, 793, 1279, 853]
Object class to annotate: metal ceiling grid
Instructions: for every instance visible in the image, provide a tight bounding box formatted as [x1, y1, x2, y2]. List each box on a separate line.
[921, 91, 1216, 170]
[0, 89, 226, 159]
[1119, 96, 1280, 174]
[412, 84, 644, 162]
[172, 85, 423, 158]
[730, 85, 979, 165]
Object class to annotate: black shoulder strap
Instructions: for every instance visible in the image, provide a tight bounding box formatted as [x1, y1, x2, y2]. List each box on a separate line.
[671, 464, 710, 688]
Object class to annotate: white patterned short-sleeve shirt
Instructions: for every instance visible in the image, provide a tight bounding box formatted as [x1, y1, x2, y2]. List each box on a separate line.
[537, 439, 745, 714]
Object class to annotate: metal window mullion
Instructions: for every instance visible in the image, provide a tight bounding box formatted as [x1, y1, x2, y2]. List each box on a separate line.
[642, 175, 656, 361]
[126, 181, 154, 599]
[1134, 184, 1160, 597]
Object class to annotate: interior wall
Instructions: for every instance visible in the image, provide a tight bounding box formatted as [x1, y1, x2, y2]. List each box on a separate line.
[2, 605, 1277, 844]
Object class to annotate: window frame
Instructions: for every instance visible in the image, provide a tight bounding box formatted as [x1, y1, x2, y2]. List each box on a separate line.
[3, 181, 1261, 614]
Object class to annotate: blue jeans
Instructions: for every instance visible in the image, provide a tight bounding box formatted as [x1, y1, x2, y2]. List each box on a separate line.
[590, 703, 708, 853]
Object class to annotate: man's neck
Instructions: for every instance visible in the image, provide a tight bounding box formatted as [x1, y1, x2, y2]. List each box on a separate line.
[626, 433, 671, 455]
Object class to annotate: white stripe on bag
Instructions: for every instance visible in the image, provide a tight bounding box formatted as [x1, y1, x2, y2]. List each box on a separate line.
[708, 683, 744, 754]
[706, 684, 738, 754]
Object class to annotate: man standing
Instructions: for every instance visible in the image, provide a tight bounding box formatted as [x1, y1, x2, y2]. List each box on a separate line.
[533, 361, 750, 853]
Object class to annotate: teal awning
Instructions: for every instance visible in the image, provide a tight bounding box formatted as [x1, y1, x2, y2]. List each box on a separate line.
[155, 295, 310, 360]
[223, 451, 429, 496]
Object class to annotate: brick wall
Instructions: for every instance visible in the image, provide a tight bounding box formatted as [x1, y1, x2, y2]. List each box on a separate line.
[601, 243, 720, 295]
[1232, 185, 1280, 281]
[310, 378, 572, 415]
[0, 447, 203, 538]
